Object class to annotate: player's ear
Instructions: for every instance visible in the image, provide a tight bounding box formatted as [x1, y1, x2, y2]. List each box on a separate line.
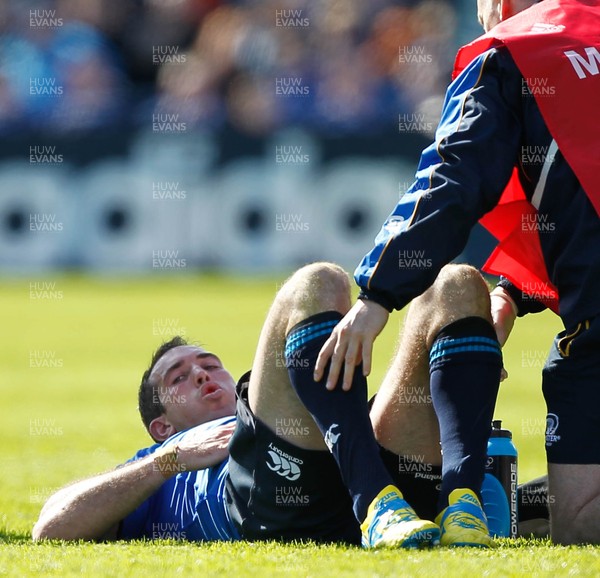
[149, 414, 176, 442]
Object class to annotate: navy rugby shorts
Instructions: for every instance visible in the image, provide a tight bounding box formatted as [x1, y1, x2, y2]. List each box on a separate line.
[542, 315, 600, 464]
[225, 378, 361, 545]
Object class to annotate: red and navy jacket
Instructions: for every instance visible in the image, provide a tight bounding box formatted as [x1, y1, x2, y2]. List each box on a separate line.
[356, 34, 600, 330]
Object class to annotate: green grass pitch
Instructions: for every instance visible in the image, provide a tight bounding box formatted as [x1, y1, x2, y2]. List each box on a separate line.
[1, 273, 599, 576]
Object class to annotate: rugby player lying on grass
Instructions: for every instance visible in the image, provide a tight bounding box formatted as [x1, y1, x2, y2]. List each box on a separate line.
[34, 262, 543, 547]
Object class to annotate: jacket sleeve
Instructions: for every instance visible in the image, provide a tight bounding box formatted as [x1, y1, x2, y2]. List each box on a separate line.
[355, 48, 523, 311]
[496, 277, 547, 316]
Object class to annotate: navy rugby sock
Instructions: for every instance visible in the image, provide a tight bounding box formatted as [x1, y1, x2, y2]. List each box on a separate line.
[285, 311, 394, 522]
[429, 317, 502, 512]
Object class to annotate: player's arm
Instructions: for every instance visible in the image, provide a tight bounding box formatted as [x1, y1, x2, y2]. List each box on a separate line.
[317, 49, 523, 389]
[491, 277, 547, 346]
[355, 51, 523, 312]
[32, 447, 182, 541]
[490, 285, 518, 347]
[32, 422, 234, 541]
[489, 277, 547, 381]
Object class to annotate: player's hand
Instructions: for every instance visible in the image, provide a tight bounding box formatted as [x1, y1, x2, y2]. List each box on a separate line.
[314, 299, 389, 391]
[174, 422, 235, 472]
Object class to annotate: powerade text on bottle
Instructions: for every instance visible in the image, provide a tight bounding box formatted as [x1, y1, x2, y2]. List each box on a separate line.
[481, 420, 518, 538]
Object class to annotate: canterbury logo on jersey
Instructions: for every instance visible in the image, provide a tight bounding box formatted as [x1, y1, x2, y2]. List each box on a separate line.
[266, 443, 302, 481]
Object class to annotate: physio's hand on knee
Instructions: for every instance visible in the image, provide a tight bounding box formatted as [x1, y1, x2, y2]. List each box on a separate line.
[314, 299, 389, 391]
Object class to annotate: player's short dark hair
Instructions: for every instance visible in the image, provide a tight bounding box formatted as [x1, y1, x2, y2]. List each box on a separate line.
[138, 336, 189, 440]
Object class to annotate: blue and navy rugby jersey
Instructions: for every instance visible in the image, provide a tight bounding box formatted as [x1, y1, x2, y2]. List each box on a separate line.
[356, 47, 600, 329]
[118, 415, 239, 541]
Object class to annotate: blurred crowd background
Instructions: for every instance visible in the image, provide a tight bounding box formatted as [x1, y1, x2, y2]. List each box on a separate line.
[0, 0, 479, 136]
[0, 0, 493, 274]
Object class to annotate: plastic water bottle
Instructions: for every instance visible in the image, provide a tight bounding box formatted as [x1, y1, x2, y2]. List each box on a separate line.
[481, 420, 518, 538]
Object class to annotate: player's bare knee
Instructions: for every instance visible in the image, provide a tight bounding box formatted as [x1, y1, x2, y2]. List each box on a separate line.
[278, 263, 351, 331]
[409, 264, 491, 345]
[437, 263, 488, 298]
[302, 261, 350, 292]
[430, 264, 490, 316]
[285, 262, 349, 303]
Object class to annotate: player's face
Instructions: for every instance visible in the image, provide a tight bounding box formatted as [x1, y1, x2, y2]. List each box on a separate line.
[477, 0, 502, 32]
[151, 345, 237, 433]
